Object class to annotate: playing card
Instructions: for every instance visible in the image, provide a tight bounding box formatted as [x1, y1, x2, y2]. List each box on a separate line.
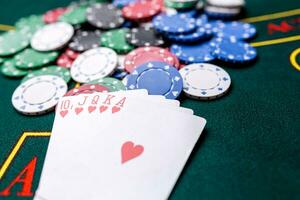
[35, 92, 205, 200]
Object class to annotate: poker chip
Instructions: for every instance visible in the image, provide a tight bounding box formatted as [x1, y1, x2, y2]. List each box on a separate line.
[179, 63, 231, 100]
[118, 55, 126, 67]
[124, 46, 180, 72]
[0, 30, 30, 56]
[15, 15, 45, 36]
[122, 0, 162, 22]
[88, 77, 126, 91]
[165, 27, 207, 43]
[164, 0, 197, 10]
[204, 5, 241, 19]
[1, 59, 28, 78]
[21, 65, 71, 83]
[113, 0, 137, 8]
[43, 7, 69, 24]
[125, 26, 165, 47]
[112, 70, 128, 79]
[11, 75, 67, 115]
[124, 61, 183, 99]
[206, 0, 245, 8]
[69, 30, 101, 52]
[195, 14, 208, 27]
[215, 21, 257, 40]
[86, 3, 124, 29]
[65, 48, 80, 60]
[152, 13, 196, 34]
[212, 37, 257, 63]
[59, 6, 87, 25]
[31, 22, 74, 51]
[101, 28, 134, 54]
[65, 84, 108, 96]
[56, 53, 74, 68]
[170, 42, 216, 64]
[15, 48, 59, 69]
[70, 47, 118, 83]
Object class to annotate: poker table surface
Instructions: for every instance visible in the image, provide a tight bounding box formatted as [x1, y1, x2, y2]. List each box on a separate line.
[0, 0, 299, 199]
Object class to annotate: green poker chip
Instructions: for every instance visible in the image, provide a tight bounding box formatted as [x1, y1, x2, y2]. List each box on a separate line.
[101, 29, 134, 54]
[1, 59, 28, 78]
[0, 30, 30, 56]
[88, 77, 126, 92]
[15, 48, 58, 69]
[164, 0, 197, 9]
[59, 6, 87, 25]
[21, 65, 71, 83]
[15, 15, 44, 36]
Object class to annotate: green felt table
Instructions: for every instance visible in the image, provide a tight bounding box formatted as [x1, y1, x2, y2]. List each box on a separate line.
[0, 0, 300, 199]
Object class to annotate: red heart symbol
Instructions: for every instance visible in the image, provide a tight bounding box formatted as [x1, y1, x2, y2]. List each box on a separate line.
[88, 106, 96, 113]
[99, 105, 108, 113]
[75, 107, 83, 115]
[112, 106, 121, 114]
[121, 141, 144, 164]
[60, 110, 68, 118]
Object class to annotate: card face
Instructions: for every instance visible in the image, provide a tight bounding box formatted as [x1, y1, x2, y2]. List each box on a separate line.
[35, 92, 206, 200]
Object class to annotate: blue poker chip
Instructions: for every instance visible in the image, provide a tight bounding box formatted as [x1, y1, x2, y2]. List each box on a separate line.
[170, 41, 216, 64]
[152, 14, 196, 34]
[205, 10, 238, 19]
[112, 70, 128, 80]
[113, 0, 137, 8]
[179, 9, 198, 17]
[202, 20, 224, 37]
[195, 14, 208, 27]
[212, 37, 257, 63]
[164, 8, 198, 17]
[124, 61, 183, 99]
[165, 27, 207, 43]
[121, 20, 137, 28]
[216, 21, 257, 40]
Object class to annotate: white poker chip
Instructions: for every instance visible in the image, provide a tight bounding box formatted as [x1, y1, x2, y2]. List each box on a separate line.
[205, 5, 241, 15]
[31, 22, 74, 51]
[179, 63, 231, 100]
[70, 47, 118, 83]
[12, 75, 68, 115]
[206, 0, 245, 8]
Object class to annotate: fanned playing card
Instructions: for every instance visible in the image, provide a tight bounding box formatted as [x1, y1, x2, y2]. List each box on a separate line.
[35, 91, 206, 200]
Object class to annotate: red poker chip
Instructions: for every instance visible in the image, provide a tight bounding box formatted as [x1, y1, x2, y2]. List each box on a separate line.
[124, 46, 180, 73]
[65, 48, 80, 60]
[65, 84, 108, 96]
[122, 0, 162, 22]
[56, 53, 74, 68]
[43, 7, 68, 24]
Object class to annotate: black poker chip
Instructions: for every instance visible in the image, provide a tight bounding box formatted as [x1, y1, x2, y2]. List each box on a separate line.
[69, 30, 101, 52]
[86, 3, 124, 29]
[125, 26, 165, 47]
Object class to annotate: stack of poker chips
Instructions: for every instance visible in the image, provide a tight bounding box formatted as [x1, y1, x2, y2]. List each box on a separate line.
[0, 0, 258, 116]
[204, 0, 245, 19]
